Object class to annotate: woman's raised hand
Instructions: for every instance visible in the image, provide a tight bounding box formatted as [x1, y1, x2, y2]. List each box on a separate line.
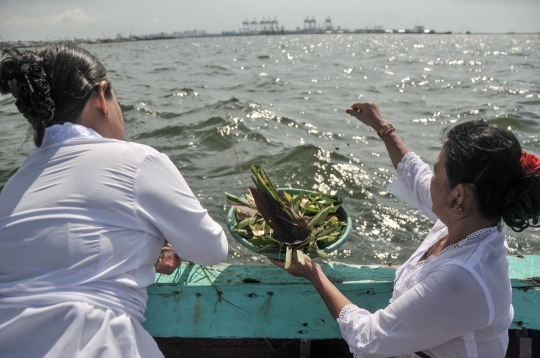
[347, 101, 410, 168]
[345, 102, 389, 131]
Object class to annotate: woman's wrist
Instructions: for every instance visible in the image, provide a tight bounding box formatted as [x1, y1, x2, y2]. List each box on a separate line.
[377, 123, 395, 139]
[372, 120, 391, 132]
[305, 262, 324, 283]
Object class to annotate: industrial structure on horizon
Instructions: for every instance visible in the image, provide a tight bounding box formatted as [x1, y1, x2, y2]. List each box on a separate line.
[227, 16, 449, 35]
[238, 16, 336, 34]
[2, 16, 453, 48]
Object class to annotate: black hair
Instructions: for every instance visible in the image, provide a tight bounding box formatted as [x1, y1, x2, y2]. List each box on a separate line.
[0, 42, 112, 146]
[442, 119, 540, 232]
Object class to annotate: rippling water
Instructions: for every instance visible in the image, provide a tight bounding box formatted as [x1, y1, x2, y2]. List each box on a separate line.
[1, 34, 539, 265]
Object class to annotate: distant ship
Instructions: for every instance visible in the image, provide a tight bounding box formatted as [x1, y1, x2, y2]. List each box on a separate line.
[354, 25, 451, 35]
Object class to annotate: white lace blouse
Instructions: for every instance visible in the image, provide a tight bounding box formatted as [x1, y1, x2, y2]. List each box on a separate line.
[337, 152, 513, 358]
[0, 123, 228, 357]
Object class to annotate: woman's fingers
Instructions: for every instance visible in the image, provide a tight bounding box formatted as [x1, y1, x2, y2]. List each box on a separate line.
[270, 256, 301, 276]
[268, 257, 285, 269]
[345, 102, 364, 116]
[268, 250, 315, 279]
[345, 101, 386, 129]
[269, 250, 298, 269]
[345, 107, 361, 116]
[155, 247, 182, 274]
[347, 102, 377, 115]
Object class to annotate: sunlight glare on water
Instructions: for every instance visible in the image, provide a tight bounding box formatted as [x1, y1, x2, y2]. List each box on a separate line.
[1, 34, 539, 265]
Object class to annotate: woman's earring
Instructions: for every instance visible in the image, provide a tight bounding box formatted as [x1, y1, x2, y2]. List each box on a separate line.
[450, 199, 464, 213]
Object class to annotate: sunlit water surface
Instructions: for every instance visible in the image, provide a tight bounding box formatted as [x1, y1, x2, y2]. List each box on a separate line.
[1, 34, 539, 265]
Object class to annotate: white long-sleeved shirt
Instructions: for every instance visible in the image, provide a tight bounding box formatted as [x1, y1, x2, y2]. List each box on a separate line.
[0, 123, 228, 357]
[337, 152, 513, 358]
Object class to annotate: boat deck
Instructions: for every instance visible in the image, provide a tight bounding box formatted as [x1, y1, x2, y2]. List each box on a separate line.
[144, 255, 540, 357]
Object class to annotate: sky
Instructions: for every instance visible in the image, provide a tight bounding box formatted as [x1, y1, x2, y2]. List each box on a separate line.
[1, 0, 539, 42]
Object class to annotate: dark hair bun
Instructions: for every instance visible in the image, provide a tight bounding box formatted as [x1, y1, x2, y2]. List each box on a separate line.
[501, 174, 540, 232]
[0, 48, 55, 146]
[10, 62, 55, 122]
[1, 43, 112, 146]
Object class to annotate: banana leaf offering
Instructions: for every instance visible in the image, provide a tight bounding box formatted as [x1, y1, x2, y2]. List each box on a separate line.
[225, 164, 349, 268]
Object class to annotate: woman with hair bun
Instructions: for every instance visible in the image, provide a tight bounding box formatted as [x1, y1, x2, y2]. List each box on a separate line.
[0, 43, 228, 357]
[271, 102, 540, 357]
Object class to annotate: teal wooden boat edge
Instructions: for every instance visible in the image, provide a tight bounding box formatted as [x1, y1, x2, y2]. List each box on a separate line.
[507, 255, 540, 331]
[143, 255, 540, 339]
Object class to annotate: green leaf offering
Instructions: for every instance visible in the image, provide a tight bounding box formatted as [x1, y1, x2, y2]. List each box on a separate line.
[226, 164, 348, 262]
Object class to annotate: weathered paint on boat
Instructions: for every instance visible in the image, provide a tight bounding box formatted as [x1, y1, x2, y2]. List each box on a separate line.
[507, 255, 540, 330]
[143, 255, 540, 339]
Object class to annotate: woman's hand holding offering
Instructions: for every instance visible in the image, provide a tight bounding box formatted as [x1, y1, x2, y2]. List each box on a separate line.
[269, 250, 321, 282]
[269, 250, 353, 319]
[155, 243, 182, 275]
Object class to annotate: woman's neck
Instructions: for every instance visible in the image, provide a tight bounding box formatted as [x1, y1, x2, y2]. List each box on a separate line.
[444, 215, 497, 248]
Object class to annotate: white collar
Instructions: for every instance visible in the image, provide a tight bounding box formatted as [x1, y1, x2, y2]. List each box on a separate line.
[40, 122, 102, 147]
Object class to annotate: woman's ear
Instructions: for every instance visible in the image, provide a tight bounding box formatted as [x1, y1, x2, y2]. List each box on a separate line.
[93, 81, 109, 116]
[451, 183, 475, 212]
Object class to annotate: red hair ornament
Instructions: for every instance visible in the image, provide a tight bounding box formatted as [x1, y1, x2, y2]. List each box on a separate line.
[520, 151, 540, 175]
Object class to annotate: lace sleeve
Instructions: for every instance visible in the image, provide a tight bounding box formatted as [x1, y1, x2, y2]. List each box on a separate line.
[388, 152, 437, 222]
[336, 304, 372, 358]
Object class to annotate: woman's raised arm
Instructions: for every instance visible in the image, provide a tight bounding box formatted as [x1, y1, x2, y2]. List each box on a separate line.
[345, 102, 411, 169]
[346, 102, 436, 221]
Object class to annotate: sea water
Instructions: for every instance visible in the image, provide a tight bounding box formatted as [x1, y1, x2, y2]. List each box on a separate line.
[1, 34, 539, 265]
